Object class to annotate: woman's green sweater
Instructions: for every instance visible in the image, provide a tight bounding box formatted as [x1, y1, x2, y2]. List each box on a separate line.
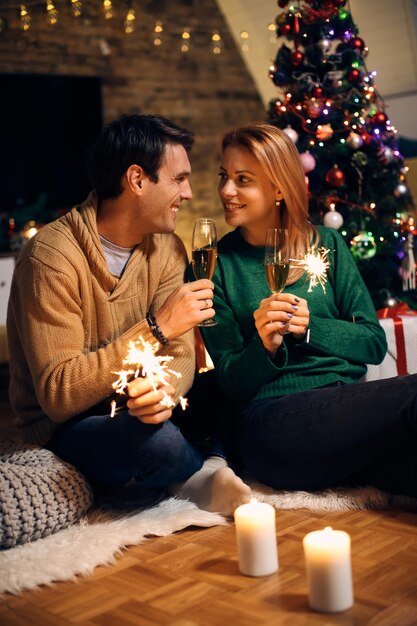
[201, 226, 387, 402]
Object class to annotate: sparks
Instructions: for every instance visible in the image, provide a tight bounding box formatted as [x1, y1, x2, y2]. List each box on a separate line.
[291, 247, 330, 292]
[111, 336, 187, 416]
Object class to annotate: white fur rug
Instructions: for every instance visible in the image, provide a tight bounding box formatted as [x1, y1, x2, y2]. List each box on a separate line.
[1, 482, 416, 596]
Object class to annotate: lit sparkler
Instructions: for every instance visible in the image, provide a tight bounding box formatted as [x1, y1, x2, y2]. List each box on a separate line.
[110, 336, 187, 417]
[291, 247, 330, 293]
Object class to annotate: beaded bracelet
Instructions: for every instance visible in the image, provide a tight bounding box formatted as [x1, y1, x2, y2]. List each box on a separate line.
[146, 311, 169, 346]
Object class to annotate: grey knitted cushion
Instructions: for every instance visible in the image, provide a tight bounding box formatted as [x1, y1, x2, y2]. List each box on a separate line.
[0, 441, 93, 550]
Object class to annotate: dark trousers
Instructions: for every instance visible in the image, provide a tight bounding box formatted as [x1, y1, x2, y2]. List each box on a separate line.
[238, 374, 417, 497]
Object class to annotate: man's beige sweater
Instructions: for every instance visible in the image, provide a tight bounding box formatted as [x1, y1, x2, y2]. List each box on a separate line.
[6, 193, 195, 445]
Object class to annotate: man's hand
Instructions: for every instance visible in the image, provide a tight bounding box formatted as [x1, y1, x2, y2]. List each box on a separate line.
[154, 279, 215, 340]
[126, 377, 175, 424]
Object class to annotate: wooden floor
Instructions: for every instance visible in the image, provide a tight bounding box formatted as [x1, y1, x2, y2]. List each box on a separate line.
[1, 365, 417, 625]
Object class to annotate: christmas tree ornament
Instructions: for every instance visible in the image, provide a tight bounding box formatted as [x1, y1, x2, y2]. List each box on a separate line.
[351, 151, 368, 168]
[350, 232, 377, 260]
[283, 126, 299, 142]
[346, 132, 363, 150]
[317, 39, 331, 52]
[311, 84, 323, 98]
[401, 232, 416, 291]
[291, 50, 304, 66]
[316, 124, 333, 140]
[394, 183, 408, 197]
[308, 99, 323, 118]
[323, 209, 343, 229]
[377, 145, 394, 164]
[346, 68, 361, 83]
[280, 22, 292, 35]
[325, 165, 345, 187]
[300, 151, 316, 172]
[350, 36, 365, 52]
[370, 111, 388, 127]
[272, 69, 288, 86]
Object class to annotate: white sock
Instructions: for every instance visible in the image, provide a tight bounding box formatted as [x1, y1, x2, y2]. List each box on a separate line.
[172, 456, 252, 516]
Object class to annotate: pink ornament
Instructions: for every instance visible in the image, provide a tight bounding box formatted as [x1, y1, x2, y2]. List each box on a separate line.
[300, 151, 316, 173]
[283, 127, 299, 143]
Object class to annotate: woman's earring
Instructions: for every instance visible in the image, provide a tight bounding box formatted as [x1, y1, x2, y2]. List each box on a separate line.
[275, 199, 281, 207]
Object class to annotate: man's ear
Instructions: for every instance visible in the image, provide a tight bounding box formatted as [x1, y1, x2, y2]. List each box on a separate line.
[125, 164, 144, 194]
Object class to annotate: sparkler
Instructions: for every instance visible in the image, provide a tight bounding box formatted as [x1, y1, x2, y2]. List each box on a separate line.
[110, 336, 188, 417]
[291, 247, 330, 293]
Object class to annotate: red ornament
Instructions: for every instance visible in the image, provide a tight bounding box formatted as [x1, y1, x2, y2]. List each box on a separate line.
[350, 37, 365, 51]
[371, 111, 388, 127]
[361, 132, 373, 145]
[311, 84, 323, 98]
[280, 22, 292, 35]
[325, 165, 345, 187]
[346, 68, 361, 83]
[291, 50, 304, 67]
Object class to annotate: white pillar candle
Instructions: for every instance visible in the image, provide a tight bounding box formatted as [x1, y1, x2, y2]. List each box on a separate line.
[303, 526, 354, 613]
[234, 498, 278, 577]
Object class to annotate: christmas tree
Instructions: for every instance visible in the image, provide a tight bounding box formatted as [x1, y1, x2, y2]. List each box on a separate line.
[267, 0, 416, 309]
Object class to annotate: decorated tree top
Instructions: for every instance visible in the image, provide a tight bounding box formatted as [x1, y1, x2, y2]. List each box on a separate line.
[267, 0, 416, 308]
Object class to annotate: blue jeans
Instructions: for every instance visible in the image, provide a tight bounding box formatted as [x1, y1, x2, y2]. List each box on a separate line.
[238, 374, 417, 498]
[49, 409, 206, 489]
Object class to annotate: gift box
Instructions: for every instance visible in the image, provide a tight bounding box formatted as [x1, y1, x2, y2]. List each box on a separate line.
[364, 303, 417, 382]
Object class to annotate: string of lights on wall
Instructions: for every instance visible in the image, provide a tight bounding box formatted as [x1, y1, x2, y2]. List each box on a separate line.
[0, 1, 278, 56]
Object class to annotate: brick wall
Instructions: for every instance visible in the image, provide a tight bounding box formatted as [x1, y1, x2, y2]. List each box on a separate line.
[0, 0, 265, 251]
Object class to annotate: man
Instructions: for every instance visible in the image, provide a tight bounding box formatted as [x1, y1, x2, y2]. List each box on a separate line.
[7, 114, 250, 515]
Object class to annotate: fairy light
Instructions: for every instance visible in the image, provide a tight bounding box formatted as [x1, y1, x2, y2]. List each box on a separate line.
[180, 28, 191, 53]
[211, 31, 222, 55]
[291, 248, 330, 293]
[19, 4, 31, 30]
[111, 336, 187, 417]
[70, 0, 82, 17]
[153, 20, 163, 45]
[240, 29, 250, 52]
[124, 7, 136, 34]
[45, 0, 58, 25]
[103, 0, 113, 20]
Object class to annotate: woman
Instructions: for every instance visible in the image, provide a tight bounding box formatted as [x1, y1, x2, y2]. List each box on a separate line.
[202, 122, 417, 498]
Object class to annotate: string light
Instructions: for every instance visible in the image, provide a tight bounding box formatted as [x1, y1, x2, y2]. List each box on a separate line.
[102, 0, 113, 20]
[211, 31, 222, 55]
[153, 20, 163, 46]
[19, 4, 31, 31]
[45, 0, 58, 25]
[70, 0, 82, 18]
[180, 28, 191, 53]
[124, 6, 136, 34]
[240, 30, 250, 52]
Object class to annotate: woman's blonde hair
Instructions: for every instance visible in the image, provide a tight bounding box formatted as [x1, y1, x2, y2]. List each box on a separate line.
[221, 122, 317, 283]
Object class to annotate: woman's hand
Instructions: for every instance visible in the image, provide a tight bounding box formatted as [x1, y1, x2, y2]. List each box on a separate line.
[254, 293, 310, 356]
[126, 377, 176, 424]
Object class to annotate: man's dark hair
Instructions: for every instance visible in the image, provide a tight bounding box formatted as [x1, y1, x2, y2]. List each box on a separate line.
[87, 114, 195, 199]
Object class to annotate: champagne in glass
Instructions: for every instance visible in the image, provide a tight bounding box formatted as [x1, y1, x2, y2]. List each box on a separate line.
[192, 218, 218, 327]
[264, 228, 290, 293]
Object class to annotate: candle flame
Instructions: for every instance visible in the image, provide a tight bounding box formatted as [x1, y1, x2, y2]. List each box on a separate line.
[111, 336, 187, 416]
[290, 247, 330, 293]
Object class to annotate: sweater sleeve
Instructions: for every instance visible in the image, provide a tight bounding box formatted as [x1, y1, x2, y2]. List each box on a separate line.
[201, 263, 288, 401]
[7, 235, 194, 423]
[305, 229, 387, 365]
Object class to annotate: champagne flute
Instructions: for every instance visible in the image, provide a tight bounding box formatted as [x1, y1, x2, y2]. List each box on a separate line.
[192, 218, 218, 327]
[264, 228, 290, 294]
